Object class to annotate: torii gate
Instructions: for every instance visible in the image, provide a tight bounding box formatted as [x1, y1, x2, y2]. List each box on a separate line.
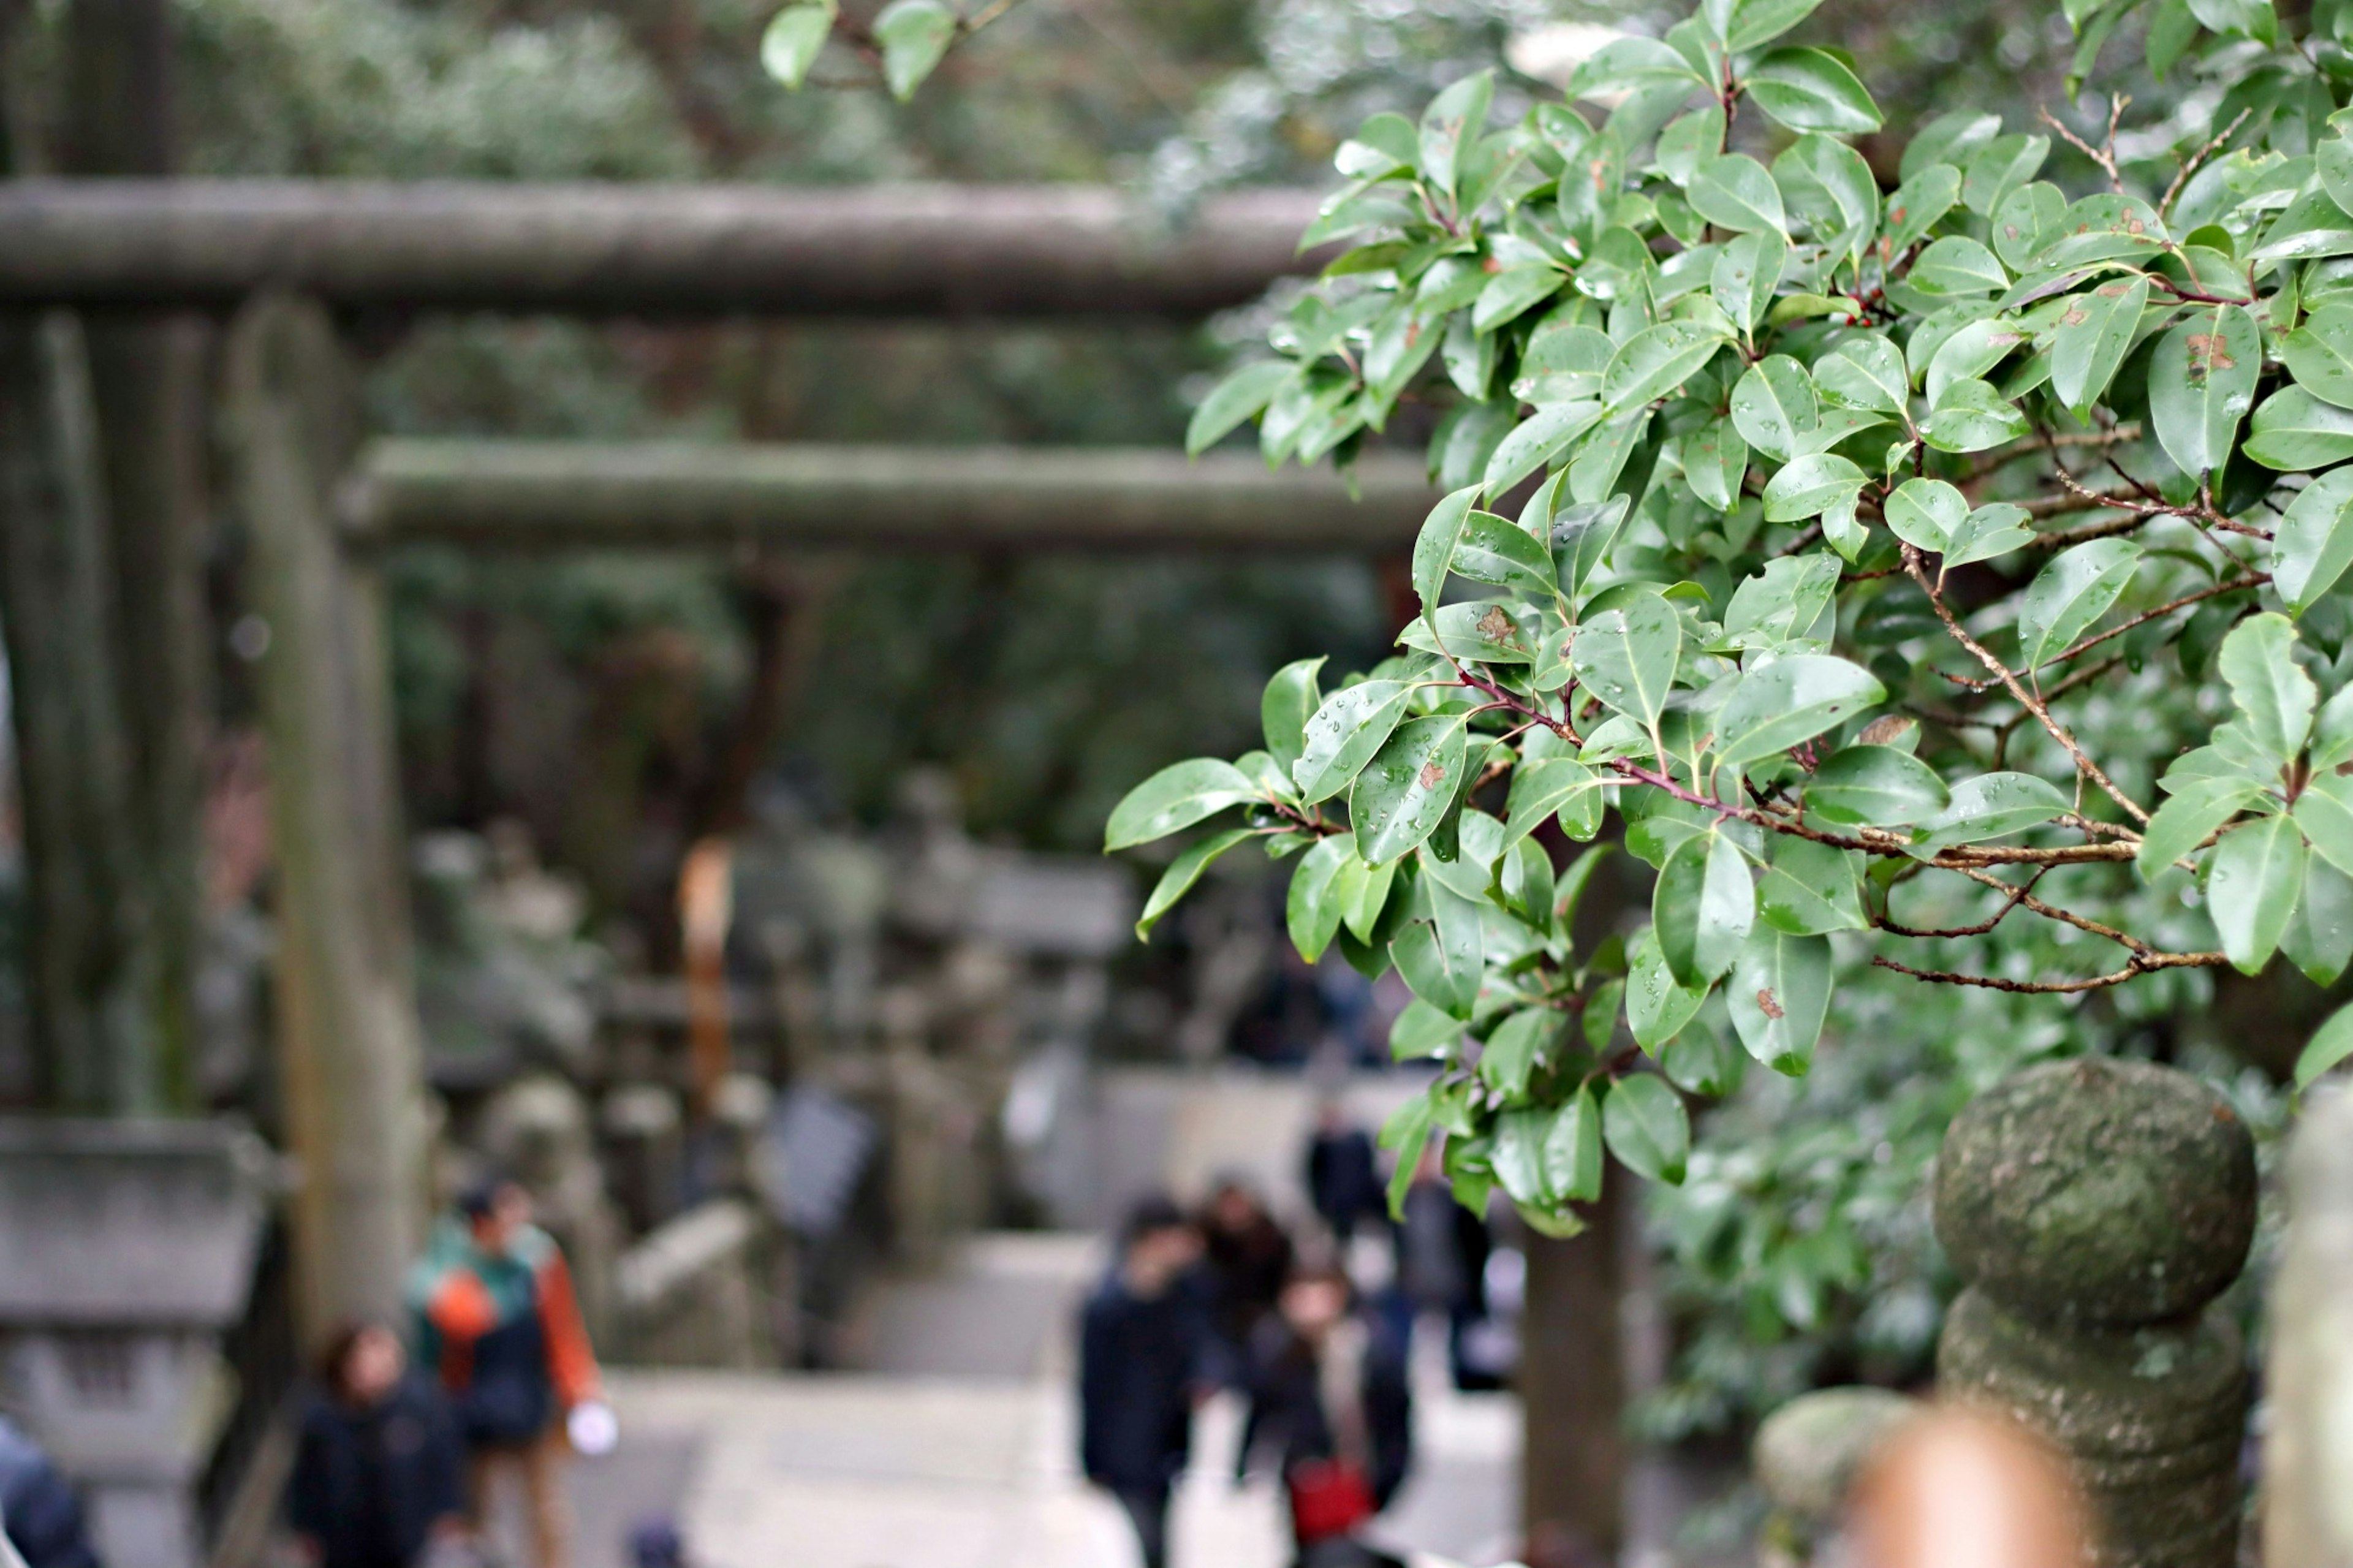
[0, 179, 1441, 1339]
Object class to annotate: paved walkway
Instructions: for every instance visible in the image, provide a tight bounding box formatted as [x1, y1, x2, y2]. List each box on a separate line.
[582, 1232, 1521, 1568]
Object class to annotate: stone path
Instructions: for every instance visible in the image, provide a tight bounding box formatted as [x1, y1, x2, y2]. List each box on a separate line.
[582, 1230, 1521, 1568]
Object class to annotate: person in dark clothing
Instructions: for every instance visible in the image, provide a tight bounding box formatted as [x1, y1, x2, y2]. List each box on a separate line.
[0, 1415, 98, 1568]
[1238, 1264, 1412, 1568]
[1304, 1102, 1382, 1248]
[1078, 1195, 1208, 1568]
[287, 1322, 467, 1568]
[1197, 1178, 1294, 1372]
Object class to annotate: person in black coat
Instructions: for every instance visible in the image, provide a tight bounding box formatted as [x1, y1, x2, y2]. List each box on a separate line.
[287, 1322, 467, 1568]
[0, 1415, 98, 1568]
[1078, 1195, 1209, 1568]
[1304, 1102, 1383, 1249]
[1238, 1263, 1413, 1568]
[1197, 1178, 1294, 1372]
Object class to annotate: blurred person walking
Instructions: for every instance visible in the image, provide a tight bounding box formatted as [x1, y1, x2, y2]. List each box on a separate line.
[0, 1414, 97, 1568]
[411, 1180, 608, 1568]
[1197, 1177, 1294, 1373]
[286, 1322, 466, 1568]
[1238, 1263, 1412, 1568]
[1078, 1196, 1210, 1568]
[1303, 1102, 1382, 1248]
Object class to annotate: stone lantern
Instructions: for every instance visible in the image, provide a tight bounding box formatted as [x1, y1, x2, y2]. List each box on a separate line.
[0, 1119, 274, 1568]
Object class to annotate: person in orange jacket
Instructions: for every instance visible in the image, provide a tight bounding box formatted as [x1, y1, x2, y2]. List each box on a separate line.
[409, 1178, 609, 1568]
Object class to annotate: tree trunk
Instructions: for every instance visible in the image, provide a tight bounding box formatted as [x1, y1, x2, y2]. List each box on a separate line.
[1520, 1179, 1629, 1568]
[65, 0, 212, 1111]
[223, 294, 428, 1343]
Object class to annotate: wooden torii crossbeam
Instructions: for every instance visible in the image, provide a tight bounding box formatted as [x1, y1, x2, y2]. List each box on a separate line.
[348, 441, 1438, 553]
[0, 181, 1327, 316]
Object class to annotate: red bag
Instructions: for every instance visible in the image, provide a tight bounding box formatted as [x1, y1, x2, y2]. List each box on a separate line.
[1286, 1458, 1376, 1543]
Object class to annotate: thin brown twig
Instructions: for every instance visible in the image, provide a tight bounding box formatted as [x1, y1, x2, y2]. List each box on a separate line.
[2040, 96, 2127, 193]
[1870, 946, 2227, 993]
[1903, 544, 2151, 825]
[2161, 107, 2255, 216]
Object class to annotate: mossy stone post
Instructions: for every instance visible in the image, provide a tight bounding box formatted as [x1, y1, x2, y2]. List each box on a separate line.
[1933, 1058, 2257, 1568]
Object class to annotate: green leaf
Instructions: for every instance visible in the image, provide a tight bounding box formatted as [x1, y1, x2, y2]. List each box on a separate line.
[1925, 317, 2029, 406]
[1137, 829, 1255, 939]
[1722, 553, 1840, 650]
[1961, 134, 2050, 218]
[1379, 1092, 1438, 1219]
[2246, 387, 2353, 471]
[2017, 538, 2143, 669]
[760, 1, 838, 88]
[1393, 878, 1484, 1017]
[1744, 47, 1881, 134]
[1914, 771, 2072, 846]
[1711, 232, 1787, 332]
[1409, 484, 1483, 623]
[1756, 838, 1866, 934]
[1400, 600, 1539, 664]
[1295, 680, 1414, 803]
[1761, 453, 1866, 523]
[1883, 477, 1967, 552]
[1901, 111, 2001, 181]
[1186, 360, 1295, 455]
[1626, 931, 1707, 1050]
[1567, 37, 1702, 103]
[2186, 0, 2275, 39]
[1338, 853, 1398, 943]
[2282, 305, 2353, 411]
[1390, 998, 1461, 1062]
[1683, 417, 1750, 511]
[2293, 1000, 2353, 1088]
[1661, 1020, 1744, 1096]
[2050, 277, 2151, 417]
[2218, 612, 2317, 762]
[1654, 830, 1754, 985]
[1604, 323, 1732, 413]
[873, 0, 957, 100]
[1262, 656, 1325, 773]
[1485, 400, 1607, 493]
[1574, 596, 1684, 729]
[1944, 502, 2036, 568]
[1722, 0, 1825, 51]
[2139, 777, 2264, 879]
[2150, 306, 2259, 477]
[1884, 164, 1962, 256]
[2034, 194, 2168, 268]
[1727, 927, 1832, 1075]
[1805, 745, 1950, 825]
[1715, 655, 1885, 769]
[1691, 154, 1788, 236]
[1419, 70, 1495, 199]
[2277, 468, 2353, 615]
[1911, 236, 2010, 295]
[1475, 263, 1568, 333]
[1920, 379, 2029, 452]
[1813, 334, 1908, 413]
[2284, 858, 2353, 986]
[1544, 1085, 1606, 1203]
[1991, 181, 2067, 271]
[1352, 714, 1471, 865]
[1502, 757, 1604, 849]
[2208, 811, 2307, 974]
[1286, 834, 1353, 961]
[1730, 355, 1818, 463]
[1658, 107, 1726, 186]
[1452, 511, 1558, 599]
[1775, 134, 1879, 251]
[2295, 772, 2353, 877]
[1602, 1074, 1691, 1183]
[1106, 758, 1260, 849]
[1480, 1007, 1556, 1097]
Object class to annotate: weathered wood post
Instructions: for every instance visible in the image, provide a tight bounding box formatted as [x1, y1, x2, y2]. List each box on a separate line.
[221, 294, 429, 1342]
[0, 310, 162, 1112]
[2260, 1083, 2353, 1568]
[1933, 1057, 2257, 1568]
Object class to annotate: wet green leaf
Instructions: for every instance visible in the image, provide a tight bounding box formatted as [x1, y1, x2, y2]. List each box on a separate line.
[1107, 758, 1260, 849]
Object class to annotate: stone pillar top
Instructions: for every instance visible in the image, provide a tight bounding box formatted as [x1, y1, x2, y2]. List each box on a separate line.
[1933, 1056, 2256, 1330]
